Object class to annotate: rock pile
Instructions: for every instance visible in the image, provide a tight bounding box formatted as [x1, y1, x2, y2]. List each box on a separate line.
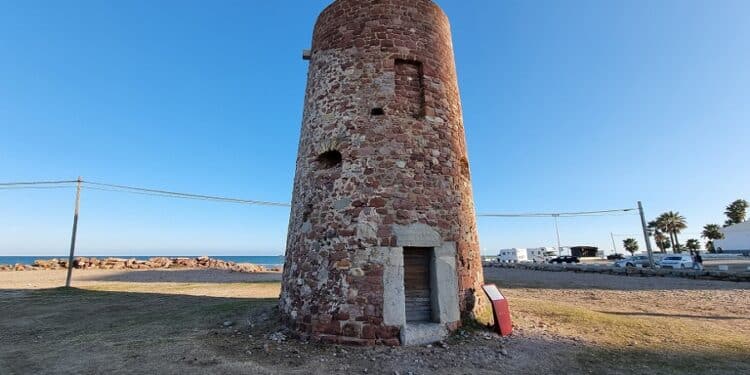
[0, 256, 280, 273]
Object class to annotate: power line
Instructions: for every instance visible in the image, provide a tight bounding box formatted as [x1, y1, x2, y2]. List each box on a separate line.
[556, 212, 638, 218]
[0, 185, 75, 191]
[83, 185, 284, 206]
[613, 232, 702, 237]
[478, 208, 637, 218]
[83, 180, 291, 207]
[0, 180, 78, 187]
[0, 178, 291, 207]
[83, 186, 222, 201]
[0, 179, 639, 215]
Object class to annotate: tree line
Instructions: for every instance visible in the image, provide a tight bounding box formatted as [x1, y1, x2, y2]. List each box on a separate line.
[621, 199, 747, 255]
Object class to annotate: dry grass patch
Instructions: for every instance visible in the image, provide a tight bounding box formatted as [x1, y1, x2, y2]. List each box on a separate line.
[511, 297, 750, 374]
[82, 281, 281, 299]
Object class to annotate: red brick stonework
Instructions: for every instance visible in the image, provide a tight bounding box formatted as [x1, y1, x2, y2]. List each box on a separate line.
[280, 0, 492, 345]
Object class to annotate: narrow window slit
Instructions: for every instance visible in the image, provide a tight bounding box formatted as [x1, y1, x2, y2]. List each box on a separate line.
[460, 157, 470, 179]
[395, 59, 425, 118]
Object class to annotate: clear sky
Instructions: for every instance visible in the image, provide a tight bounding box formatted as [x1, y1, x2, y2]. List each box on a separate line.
[1, 0, 748, 256]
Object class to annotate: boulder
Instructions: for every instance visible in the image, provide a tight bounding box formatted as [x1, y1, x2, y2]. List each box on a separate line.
[148, 257, 172, 268]
[73, 257, 89, 269]
[33, 259, 53, 268]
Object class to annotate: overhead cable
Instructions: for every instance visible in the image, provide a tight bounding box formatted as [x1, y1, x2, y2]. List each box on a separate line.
[83, 180, 291, 207]
[478, 208, 637, 218]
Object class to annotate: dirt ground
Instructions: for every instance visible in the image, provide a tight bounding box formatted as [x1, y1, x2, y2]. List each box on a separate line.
[1, 268, 749, 374]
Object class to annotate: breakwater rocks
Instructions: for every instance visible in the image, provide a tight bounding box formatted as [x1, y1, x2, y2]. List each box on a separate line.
[483, 261, 750, 282]
[0, 256, 281, 273]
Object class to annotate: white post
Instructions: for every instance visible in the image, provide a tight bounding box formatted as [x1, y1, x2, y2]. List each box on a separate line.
[554, 214, 562, 256]
[65, 177, 82, 288]
[611, 232, 618, 255]
[638, 201, 656, 268]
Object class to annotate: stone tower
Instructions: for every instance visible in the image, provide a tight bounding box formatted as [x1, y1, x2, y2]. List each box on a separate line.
[280, 0, 490, 346]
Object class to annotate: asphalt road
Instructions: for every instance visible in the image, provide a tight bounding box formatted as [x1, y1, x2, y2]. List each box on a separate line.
[581, 257, 750, 272]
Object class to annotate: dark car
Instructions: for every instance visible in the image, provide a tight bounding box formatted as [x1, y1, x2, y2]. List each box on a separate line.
[549, 256, 580, 264]
[607, 254, 625, 260]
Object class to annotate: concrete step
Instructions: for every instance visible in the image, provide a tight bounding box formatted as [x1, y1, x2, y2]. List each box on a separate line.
[401, 322, 448, 346]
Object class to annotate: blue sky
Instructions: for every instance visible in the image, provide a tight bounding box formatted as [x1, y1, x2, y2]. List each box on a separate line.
[1, 0, 748, 256]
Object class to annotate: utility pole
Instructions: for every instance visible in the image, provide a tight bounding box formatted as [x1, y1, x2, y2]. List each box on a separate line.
[638, 201, 655, 268]
[65, 177, 82, 288]
[610, 232, 618, 255]
[553, 214, 562, 256]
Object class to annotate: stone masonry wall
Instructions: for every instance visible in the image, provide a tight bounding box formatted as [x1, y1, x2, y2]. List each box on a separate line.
[280, 0, 491, 345]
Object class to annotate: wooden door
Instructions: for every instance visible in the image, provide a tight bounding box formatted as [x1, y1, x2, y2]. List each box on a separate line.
[403, 247, 433, 322]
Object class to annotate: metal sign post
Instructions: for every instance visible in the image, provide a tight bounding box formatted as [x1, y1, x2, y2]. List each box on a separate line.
[482, 284, 513, 337]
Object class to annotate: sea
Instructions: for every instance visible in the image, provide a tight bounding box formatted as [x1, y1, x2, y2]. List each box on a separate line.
[0, 255, 285, 267]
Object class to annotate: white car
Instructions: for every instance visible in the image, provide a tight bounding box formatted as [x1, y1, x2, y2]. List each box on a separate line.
[658, 255, 694, 269]
[614, 255, 652, 268]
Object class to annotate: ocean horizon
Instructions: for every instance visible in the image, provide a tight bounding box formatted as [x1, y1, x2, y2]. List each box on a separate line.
[0, 255, 285, 267]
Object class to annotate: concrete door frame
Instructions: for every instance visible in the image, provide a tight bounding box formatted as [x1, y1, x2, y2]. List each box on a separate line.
[381, 223, 460, 345]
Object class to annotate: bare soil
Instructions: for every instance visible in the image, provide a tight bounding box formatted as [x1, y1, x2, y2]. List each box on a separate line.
[1, 268, 749, 374]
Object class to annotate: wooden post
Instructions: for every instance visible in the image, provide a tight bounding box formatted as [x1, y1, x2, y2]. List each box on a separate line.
[65, 177, 82, 288]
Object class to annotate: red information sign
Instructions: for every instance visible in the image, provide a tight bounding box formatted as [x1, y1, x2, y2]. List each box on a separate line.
[482, 284, 513, 337]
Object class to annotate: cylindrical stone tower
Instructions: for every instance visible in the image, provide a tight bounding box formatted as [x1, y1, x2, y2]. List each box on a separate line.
[280, 0, 491, 346]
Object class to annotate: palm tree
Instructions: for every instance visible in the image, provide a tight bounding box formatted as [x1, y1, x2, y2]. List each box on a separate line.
[701, 224, 724, 253]
[648, 220, 668, 253]
[685, 239, 700, 255]
[652, 216, 674, 252]
[659, 238, 672, 252]
[724, 199, 748, 227]
[654, 214, 675, 251]
[658, 211, 687, 253]
[655, 232, 670, 253]
[623, 238, 639, 255]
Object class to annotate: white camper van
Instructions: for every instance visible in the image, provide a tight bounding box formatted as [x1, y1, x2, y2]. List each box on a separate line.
[528, 247, 553, 263]
[497, 248, 526, 263]
[497, 247, 551, 263]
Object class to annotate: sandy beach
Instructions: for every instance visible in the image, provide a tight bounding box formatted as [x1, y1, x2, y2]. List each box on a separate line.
[0, 268, 282, 298]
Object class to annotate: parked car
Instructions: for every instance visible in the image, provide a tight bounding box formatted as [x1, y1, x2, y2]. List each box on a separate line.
[658, 255, 694, 269]
[607, 254, 625, 260]
[549, 256, 580, 264]
[530, 255, 547, 263]
[614, 255, 652, 268]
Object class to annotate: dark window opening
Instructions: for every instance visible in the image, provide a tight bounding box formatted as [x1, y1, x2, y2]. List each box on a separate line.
[302, 203, 313, 221]
[371, 107, 385, 116]
[460, 158, 470, 179]
[317, 150, 342, 169]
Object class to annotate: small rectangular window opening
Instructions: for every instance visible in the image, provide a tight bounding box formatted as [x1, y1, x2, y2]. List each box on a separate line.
[394, 59, 425, 119]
